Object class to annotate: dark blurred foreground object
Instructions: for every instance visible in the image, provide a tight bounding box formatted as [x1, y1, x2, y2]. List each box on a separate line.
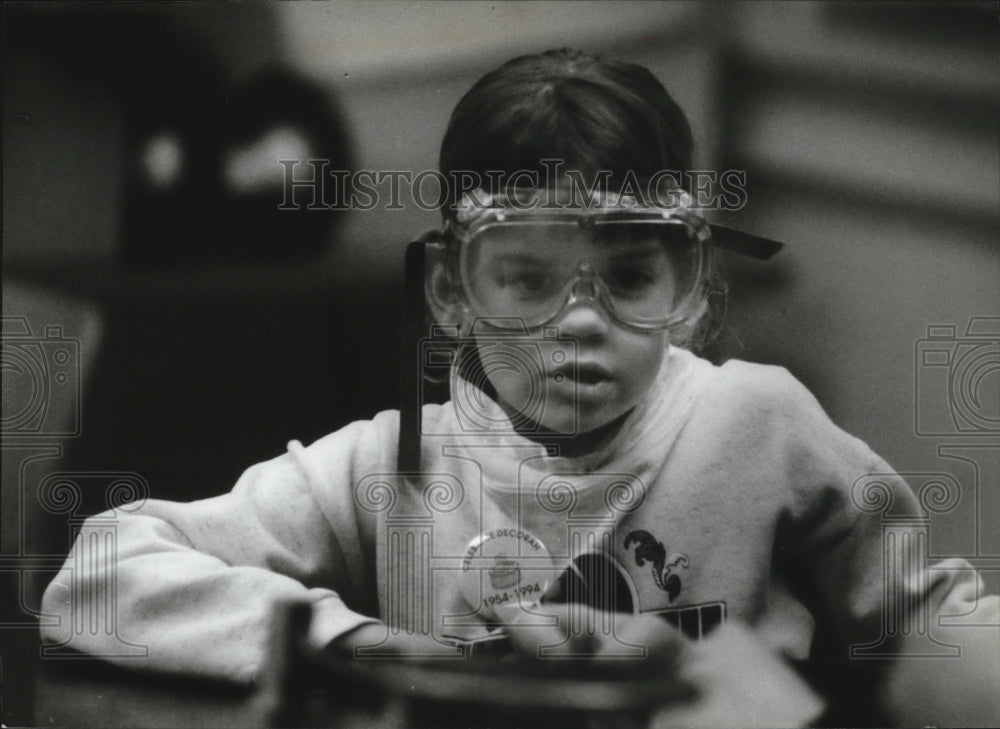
[264, 602, 695, 729]
[27, 598, 822, 728]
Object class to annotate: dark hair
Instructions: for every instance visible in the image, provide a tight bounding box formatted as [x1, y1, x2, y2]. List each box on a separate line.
[438, 48, 694, 210]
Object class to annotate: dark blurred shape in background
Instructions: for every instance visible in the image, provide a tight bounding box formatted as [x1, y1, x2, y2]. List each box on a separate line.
[125, 67, 352, 264]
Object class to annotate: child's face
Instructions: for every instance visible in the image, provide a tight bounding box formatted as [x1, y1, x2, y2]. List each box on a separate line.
[439, 196, 700, 436]
[465, 225, 673, 434]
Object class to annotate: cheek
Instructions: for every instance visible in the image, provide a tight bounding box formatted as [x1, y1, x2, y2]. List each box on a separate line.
[475, 342, 546, 415]
[487, 367, 533, 409]
[617, 333, 668, 401]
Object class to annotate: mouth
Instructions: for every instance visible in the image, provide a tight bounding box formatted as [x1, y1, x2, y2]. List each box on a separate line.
[549, 362, 614, 387]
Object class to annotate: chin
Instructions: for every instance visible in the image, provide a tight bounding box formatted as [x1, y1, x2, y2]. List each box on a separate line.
[539, 404, 626, 437]
[534, 410, 581, 435]
[578, 411, 628, 435]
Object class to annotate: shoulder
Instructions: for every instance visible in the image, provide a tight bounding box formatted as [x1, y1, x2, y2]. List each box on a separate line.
[299, 409, 401, 468]
[694, 357, 828, 433]
[281, 399, 467, 482]
[686, 356, 881, 480]
[267, 411, 402, 499]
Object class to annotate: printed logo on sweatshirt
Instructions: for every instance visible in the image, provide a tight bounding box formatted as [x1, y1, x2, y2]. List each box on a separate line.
[646, 601, 727, 641]
[624, 529, 689, 602]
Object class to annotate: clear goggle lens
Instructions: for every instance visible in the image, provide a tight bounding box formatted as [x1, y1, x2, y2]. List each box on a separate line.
[456, 217, 708, 331]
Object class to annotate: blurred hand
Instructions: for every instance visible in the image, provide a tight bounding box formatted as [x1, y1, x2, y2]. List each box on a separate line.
[650, 623, 824, 729]
[501, 603, 687, 669]
[331, 622, 459, 658]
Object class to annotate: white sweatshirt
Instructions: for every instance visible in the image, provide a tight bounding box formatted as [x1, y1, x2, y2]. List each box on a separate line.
[40, 348, 999, 723]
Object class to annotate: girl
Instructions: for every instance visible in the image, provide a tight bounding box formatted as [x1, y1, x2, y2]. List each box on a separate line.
[42, 49, 998, 726]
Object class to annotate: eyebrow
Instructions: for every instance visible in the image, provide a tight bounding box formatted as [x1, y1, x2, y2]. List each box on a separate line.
[603, 242, 664, 261]
[488, 252, 557, 266]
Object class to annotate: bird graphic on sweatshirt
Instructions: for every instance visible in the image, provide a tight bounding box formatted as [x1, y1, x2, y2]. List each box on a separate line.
[624, 530, 689, 602]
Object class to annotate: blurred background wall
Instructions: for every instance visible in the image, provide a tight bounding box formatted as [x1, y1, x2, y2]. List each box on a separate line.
[3, 1, 998, 638]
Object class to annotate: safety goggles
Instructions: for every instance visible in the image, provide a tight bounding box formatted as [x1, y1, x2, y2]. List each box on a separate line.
[442, 188, 711, 332]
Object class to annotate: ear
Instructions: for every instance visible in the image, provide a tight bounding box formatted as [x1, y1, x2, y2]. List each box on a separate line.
[423, 237, 469, 332]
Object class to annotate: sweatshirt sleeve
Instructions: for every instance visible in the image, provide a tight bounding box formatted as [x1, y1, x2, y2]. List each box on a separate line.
[756, 367, 1000, 725]
[39, 415, 396, 684]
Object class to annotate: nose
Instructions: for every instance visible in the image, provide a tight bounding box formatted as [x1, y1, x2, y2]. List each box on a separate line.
[555, 304, 610, 341]
[569, 267, 600, 301]
[554, 271, 611, 340]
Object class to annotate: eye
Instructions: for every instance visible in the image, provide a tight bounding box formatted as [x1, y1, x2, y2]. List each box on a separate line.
[494, 267, 554, 299]
[606, 264, 658, 297]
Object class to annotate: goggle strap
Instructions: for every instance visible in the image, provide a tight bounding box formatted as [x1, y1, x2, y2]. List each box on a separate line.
[708, 224, 783, 260]
[399, 240, 429, 474]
